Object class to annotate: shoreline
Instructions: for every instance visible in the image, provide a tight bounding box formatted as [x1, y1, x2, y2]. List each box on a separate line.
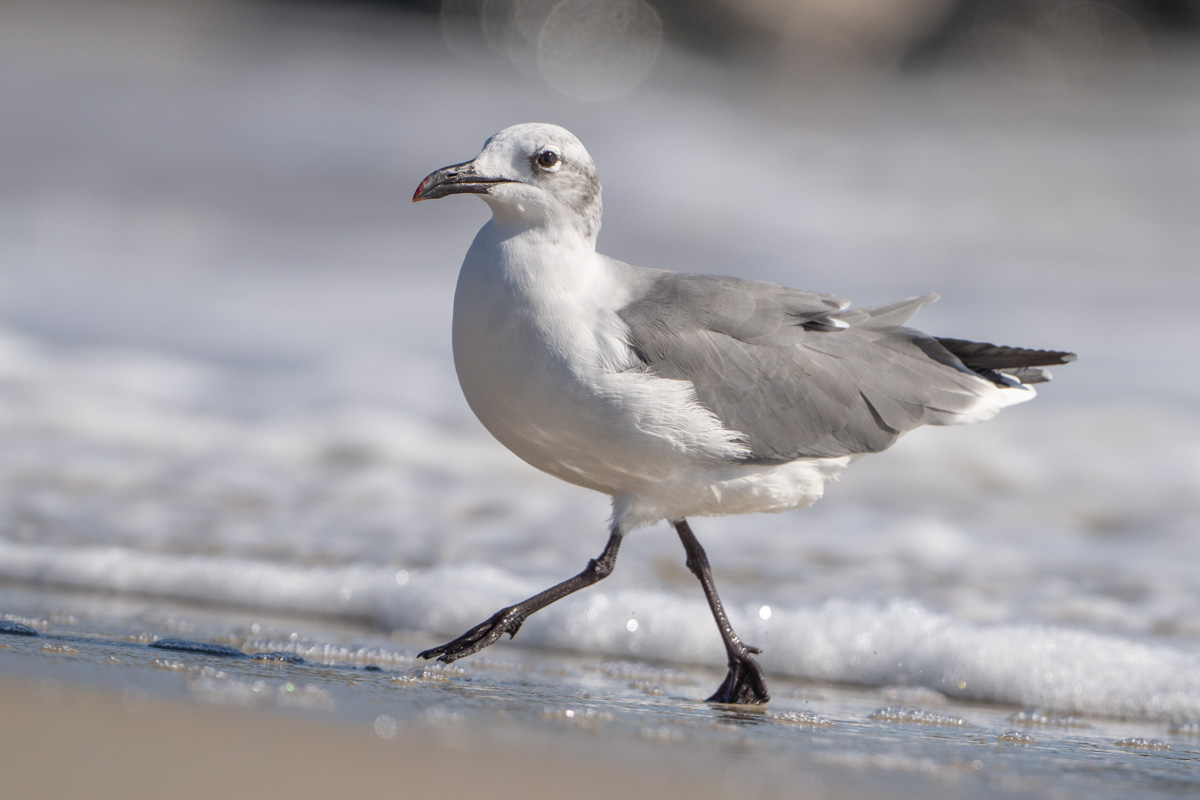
[2, 672, 902, 800]
[2, 584, 1195, 800]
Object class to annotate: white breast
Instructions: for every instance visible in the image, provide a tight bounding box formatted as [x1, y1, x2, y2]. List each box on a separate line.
[452, 223, 747, 497]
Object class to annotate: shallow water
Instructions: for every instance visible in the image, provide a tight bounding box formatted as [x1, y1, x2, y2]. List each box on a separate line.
[2, 1, 1200, 793]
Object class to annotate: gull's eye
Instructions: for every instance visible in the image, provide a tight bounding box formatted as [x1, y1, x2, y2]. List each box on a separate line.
[535, 149, 561, 170]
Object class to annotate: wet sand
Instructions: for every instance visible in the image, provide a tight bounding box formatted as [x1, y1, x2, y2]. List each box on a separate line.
[0, 588, 901, 800]
[3, 676, 754, 800]
[0, 648, 909, 800]
[4, 586, 1197, 800]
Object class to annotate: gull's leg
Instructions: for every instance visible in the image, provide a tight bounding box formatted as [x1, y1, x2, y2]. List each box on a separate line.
[674, 519, 770, 705]
[419, 526, 623, 664]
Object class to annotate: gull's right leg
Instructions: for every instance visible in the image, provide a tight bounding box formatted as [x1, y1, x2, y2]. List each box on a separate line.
[674, 519, 770, 704]
[418, 525, 623, 663]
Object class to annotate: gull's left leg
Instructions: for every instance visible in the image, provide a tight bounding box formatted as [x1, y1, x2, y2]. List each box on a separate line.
[674, 519, 770, 704]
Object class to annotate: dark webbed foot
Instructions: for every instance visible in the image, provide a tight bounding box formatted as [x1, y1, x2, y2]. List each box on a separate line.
[418, 606, 526, 663]
[706, 649, 770, 704]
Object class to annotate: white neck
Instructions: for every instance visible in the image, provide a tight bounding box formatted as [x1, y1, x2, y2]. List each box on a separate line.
[481, 196, 601, 249]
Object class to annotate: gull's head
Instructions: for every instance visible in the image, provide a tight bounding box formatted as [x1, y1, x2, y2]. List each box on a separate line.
[414, 123, 602, 242]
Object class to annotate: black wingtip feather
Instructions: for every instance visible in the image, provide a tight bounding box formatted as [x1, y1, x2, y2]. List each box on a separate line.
[935, 337, 1076, 370]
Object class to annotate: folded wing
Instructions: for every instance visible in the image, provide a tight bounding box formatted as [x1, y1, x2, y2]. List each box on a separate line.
[618, 271, 1071, 463]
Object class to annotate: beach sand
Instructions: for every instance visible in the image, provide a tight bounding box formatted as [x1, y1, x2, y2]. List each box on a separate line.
[4, 587, 1195, 800]
[3, 676, 757, 800]
[0, 619, 941, 800]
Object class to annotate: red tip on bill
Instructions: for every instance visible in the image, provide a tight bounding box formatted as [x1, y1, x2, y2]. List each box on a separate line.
[413, 177, 430, 202]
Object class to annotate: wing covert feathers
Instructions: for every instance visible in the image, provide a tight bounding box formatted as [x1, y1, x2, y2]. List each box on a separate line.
[618, 272, 1074, 461]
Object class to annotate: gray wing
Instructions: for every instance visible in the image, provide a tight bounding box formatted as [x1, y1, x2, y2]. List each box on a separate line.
[616, 270, 1001, 462]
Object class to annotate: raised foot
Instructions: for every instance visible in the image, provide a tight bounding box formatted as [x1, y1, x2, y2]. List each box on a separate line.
[705, 650, 770, 705]
[418, 607, 525, 663]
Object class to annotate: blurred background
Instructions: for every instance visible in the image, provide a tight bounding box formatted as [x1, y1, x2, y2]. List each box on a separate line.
[1, 0, 1199, 688]
[2, 0, 1197, 379]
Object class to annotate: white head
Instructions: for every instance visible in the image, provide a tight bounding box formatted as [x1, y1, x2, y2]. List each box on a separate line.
[414, 123, 602, 243]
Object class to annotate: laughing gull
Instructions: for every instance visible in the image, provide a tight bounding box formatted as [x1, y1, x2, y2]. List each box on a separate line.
[412, 123, 1074, 704]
